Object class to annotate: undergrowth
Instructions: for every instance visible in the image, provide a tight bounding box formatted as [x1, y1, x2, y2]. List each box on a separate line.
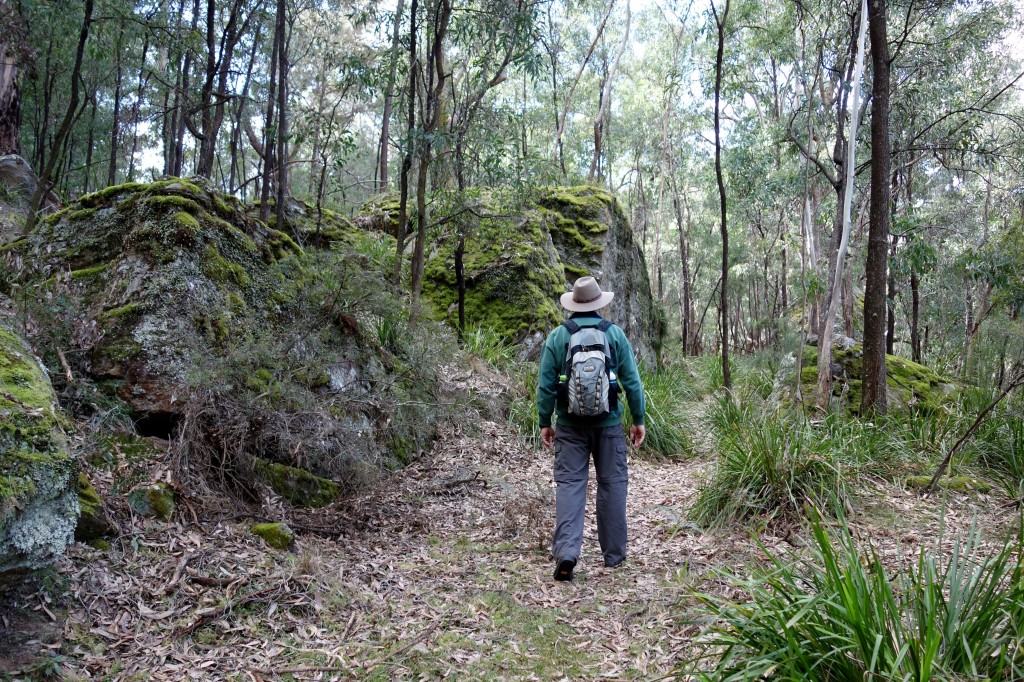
[685, 511, 1024, 681]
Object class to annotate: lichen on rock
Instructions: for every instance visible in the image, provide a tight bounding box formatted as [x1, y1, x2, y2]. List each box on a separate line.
[0, 315, 78, 590]
[251, 522, 295, 551]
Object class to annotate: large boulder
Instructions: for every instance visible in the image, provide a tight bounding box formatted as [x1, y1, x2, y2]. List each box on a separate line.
[0, 313, 78, 590]
[0, 155, 59, 244]
[773, 344, 957, 414]
[418, 186, 663, 362]
[10, 177, 302, 417]
[9, 178, 445, 494]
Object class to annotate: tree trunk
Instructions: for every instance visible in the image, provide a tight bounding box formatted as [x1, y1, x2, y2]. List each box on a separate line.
[0, 32, 21, 155]
[377, 0, 405, 191]
[861, 0, 890, 415]
[274, 0, 289, 229]
[127, 30, 150, 182]
[392, 0, 418, 286]
[910, 269, 921, 362]
[25, 0, 93, 233]
[107, 21, 125, 187]
[712, 0, 731, 390]
[588, 0, 630, 183]
[258, 13, 281, 224]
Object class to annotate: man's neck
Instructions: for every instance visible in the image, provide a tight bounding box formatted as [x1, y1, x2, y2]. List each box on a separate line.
[569, 311, 602, 319]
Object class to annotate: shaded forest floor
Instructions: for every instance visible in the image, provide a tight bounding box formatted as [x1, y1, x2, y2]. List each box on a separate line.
[6, 364, 1018, 681]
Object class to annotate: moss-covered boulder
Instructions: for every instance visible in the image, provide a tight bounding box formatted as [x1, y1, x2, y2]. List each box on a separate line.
[776, 344, 956, 414]
[9, 177, 302, 417]
[0, 315, 78, 590]
[254, 458, 340, 508]
[416, 187, 662, 362]
[75, 473, 114, 542]
[127, 483, 175, 520]
[251, 522, 295, 551]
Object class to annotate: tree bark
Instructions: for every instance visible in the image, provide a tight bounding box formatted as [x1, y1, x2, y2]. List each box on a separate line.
[274, 0, 289, 229]
[712, 0, 731, 390]
[25, 0, 93, 233]
[588, 0, 630, 183]
[392, 0, 418, 285]
[107, 21, 125, 187]
[0, 20, 22, 156]
[861, 0, 891, 415]
[377, 0, 405, 192]
[259, 12, 281, 224]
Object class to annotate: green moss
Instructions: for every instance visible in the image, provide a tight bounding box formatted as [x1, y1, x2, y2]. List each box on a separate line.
[904, 475, 991, 493]
[0, 238, 26, 254]
[172, 211, 202, 241]
[253, 458, 340, 508]
[66, 207, 98, 222]
[78, 182, 147, 208]
[127, 483, 175, 521]
[76, 473, 102, 515]
[0, 327, 59, 435]
[75, 473, 114, 542]
[100, 303, 143, 321]
[89, 538, 110, 550]
[144, 194, 203, 214]
[251, 522, 295, 551]
[796, 344, 955, 414]
[202, 243, 251, 287]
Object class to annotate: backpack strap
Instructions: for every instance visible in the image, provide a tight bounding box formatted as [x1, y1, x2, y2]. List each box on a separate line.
[562, 319, 581, 334]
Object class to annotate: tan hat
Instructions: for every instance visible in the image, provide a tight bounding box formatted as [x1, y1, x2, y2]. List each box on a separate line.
[560, 276, 614, 312]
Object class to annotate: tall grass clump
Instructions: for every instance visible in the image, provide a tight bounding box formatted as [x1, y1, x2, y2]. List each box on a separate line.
[508, 365, 541, 449]
[693, 406, 842, 527]
[685, 514, 1024, 681]
[624, 362, 696, 459]
[461, 325, 518, 369]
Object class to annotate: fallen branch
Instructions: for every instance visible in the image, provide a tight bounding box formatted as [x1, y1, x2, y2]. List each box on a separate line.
[925, 367, 1024, 496]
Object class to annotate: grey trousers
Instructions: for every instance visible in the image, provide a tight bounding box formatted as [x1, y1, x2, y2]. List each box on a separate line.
[552, 424, 629, 567]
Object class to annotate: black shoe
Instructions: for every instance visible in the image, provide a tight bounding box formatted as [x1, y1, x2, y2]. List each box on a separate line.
[604, 558, 624, 569]
[554, 558, 576, 581]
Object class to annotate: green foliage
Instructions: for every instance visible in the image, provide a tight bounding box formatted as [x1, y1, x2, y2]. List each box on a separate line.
[626, 362, 695, 460]
[693, 404, 842, 527]
[461, 325, 517, 369]
[685, 513, 1024, 681]
[507, 364, 541, 449]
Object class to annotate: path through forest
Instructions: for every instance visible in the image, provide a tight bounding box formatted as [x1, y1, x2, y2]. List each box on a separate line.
[43, 365, 1011, 680]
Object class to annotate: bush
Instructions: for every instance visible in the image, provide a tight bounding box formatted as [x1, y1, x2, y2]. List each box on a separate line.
[685, 513, 1024, 681]
[692, 406, 842, 527]
[625, 362, 695, 460]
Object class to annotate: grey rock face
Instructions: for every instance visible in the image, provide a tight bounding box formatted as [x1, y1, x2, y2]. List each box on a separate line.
[0, 313, 78, 591]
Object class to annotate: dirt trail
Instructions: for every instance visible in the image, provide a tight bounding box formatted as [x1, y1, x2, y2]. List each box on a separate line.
[13, 366, 1014, 680]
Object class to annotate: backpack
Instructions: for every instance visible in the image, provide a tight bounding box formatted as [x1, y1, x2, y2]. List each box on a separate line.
[557, 319, 620, 417]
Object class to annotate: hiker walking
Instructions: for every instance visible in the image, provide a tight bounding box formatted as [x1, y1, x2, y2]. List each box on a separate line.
[536, 276, 646, 581]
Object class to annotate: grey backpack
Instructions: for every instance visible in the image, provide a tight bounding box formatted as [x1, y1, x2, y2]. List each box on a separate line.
[558, 319, 619, 417]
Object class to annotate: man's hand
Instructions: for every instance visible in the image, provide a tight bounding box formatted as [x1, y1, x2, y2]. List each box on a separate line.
[629, 424, 646, 449]
[541, 426, 557, 450]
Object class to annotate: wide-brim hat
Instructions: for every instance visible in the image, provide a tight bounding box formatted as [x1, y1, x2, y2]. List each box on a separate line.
[560, 276, 614, 312]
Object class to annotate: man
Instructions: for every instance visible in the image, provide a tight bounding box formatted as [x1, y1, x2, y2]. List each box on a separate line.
[536, 276, 646, 581]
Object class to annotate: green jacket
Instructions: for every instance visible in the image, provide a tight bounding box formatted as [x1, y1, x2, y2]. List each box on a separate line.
[536, 313, 645, 429]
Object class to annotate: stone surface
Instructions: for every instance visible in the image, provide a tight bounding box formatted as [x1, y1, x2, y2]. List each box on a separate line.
[127, 483, 175, 521]
[255, 458, 341, 508]
[772, 344, 957, 414]
[75, 473, 114, 542]
[416, 187, 663, 363]
[251, 522, 295, 551]
[0, 314, 78, 590]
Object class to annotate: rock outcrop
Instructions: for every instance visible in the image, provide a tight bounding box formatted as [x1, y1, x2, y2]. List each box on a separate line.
[9, 178, 445, 497]
[0, 314, 78, 589]
[772, 344, 957, 414]
[417, 186, 663, 362]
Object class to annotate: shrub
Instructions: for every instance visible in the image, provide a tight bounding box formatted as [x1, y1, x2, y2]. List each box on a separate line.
[685, 514, 1024, 681]
[692, 407, 842, 527]
[625, 362, 695, 460]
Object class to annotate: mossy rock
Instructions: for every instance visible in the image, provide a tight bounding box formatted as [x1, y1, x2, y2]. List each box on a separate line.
[254, 458, 340, 508]
[127, 483, 175, 521]
[787, 344, 956, 414]
[74, 473, 114, 542]
[904, 475, 992, 493]
[9, 176, 305, 415]
[251, 522, 295, 551]
[410, 186, 662, 362]
[0, 315, 78, 590]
